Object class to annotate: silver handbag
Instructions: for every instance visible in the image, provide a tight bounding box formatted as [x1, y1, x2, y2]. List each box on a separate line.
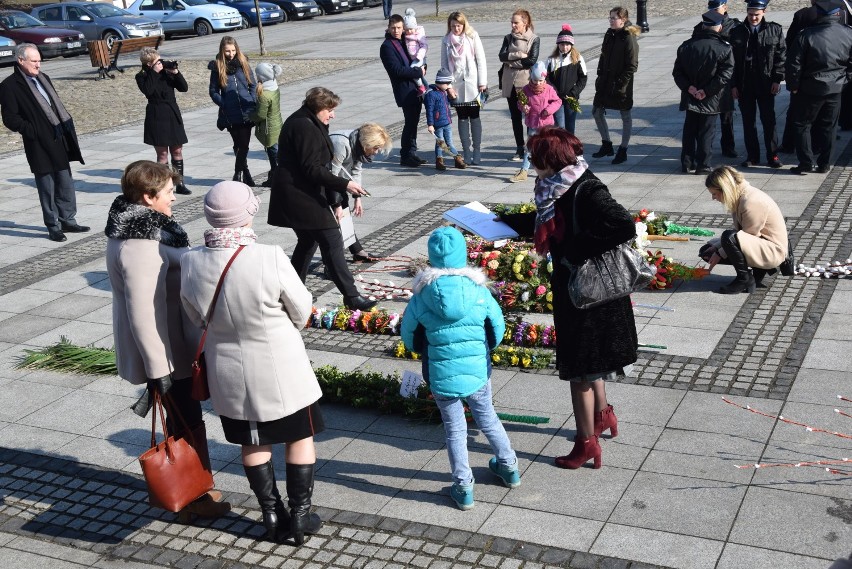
[562, 181, 656, 310]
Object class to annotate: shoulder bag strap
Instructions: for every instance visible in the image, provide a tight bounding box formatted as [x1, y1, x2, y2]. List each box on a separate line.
[192, 245, 246, 367]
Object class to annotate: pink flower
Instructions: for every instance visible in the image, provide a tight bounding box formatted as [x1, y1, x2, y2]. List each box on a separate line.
[535, 285, 546, 296]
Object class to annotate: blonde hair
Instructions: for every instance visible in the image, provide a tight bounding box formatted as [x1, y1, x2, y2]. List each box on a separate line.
[358, 123, 392, 154]
[447, 11, 476, 38]
[139, 47, 158, 66]
[215, 36, 252, 89]
[550, 43, 581, 65]
[705, 165, 745, 213]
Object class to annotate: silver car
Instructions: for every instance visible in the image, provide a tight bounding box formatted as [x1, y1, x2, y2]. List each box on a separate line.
[31, 3, 162, 50]
[127, 0, 241, 37]
[0, 34, 15, 66]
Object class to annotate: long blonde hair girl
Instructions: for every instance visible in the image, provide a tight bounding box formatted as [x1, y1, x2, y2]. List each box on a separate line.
[214, 36, 252, 89]
[705, 165, 745, 213]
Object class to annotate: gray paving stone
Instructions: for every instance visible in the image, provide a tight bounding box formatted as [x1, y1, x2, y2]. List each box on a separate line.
[479, 505, 602, 551]
[591, 524, 724, 569]
[715, 543, 829, 569]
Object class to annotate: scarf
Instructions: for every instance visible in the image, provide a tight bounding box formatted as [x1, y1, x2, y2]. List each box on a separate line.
[533, 157, 589, 254]
[104, 195, 189, 248]
[22, 69, 72, 133]
[225, 58, 240, 75]
[203, 227, 257, 248]
[447, 33, 467, 75]
[261, 78, 278, 92]
[531, 81, 547, 95]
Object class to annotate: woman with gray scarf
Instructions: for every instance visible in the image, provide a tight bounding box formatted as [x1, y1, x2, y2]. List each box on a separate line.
[105, 160, 230, 523]
[498, 9, 540, 161]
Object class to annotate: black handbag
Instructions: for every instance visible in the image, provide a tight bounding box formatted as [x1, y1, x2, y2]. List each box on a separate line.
[562, 182, 656, 309]
[779, 240, 796, 276]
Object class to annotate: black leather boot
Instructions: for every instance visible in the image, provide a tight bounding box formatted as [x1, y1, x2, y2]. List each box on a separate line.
[719, 230, 756, 294]
[612, 146, 628, 164]
[171, 159, 192, 195]
[233, 148, 249, 183]
[592, 140, 614, 158]
[286, 463, 323, 546]
[244, 461, 287, 541]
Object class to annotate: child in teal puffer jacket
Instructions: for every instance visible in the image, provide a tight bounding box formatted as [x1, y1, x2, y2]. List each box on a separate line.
[401, 226, 520, 511]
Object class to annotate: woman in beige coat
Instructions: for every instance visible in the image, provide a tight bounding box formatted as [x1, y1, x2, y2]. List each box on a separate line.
[701, 165, 789, 293]
[180, 180, 324, 546]
[105, 160, 229, 521]
[498, 9, 540, 160]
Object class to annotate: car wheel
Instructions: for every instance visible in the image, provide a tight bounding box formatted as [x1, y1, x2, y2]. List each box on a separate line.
[318, 5, 325, 15]
[281, 10, 289, 22]
[239, 13, 250, 29]
[102, 30, 121, 50]
[194, 19, 213, 36]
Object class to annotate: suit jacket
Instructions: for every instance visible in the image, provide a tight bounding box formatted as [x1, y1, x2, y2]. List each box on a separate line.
[0, 65, 83, 174]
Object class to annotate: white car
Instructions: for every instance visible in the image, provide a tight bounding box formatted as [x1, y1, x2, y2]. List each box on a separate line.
[127, 0, 241, 37]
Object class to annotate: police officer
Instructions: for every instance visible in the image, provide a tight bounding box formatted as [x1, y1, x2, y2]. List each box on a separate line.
[786, 0, 852, 174]
[730, 0, 786, 169]
[675, 11, 735, 174]
[694, 0, 741, 158]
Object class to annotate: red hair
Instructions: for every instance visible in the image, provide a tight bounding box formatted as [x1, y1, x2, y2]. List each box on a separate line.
[527, 127, 583, 172]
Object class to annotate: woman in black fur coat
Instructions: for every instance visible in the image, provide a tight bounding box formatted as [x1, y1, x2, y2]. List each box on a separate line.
[500, 127, 638, 470]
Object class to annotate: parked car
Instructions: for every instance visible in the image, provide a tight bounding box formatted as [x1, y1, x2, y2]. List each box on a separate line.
[0, 10, 86, 59]
[31, 2, 162, 51]
[126, 0, 241, 37]
[347, 0, 365, 10]
[0, 34, 15, 66]
[206, 0, 283, 29]
[264, 0, 319, 21]
[315, 0, 348, 15]
[363, 0, 381, 7]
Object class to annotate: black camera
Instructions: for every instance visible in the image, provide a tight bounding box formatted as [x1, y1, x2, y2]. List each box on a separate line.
[161, 60, 179, 70]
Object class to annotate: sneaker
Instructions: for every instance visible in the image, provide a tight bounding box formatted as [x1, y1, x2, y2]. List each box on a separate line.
[509, 148, 523, 161]
[488, 458, 521, 488]
[450, 482, 474, 510]
[509, 169, 528, 183]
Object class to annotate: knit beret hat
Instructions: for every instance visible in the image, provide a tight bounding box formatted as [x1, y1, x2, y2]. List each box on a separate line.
[204, 181, 260, 228]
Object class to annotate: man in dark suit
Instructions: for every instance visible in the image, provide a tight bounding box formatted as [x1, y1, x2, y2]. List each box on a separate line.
[0, 43, 89, 242]
[380, 14, 426, 168]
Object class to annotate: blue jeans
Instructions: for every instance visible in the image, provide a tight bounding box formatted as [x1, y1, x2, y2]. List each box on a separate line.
[434, 125, 458, 158]
[521, 127, 539, 171]
[553, 102, 578, 135]
[434, 380, 517, 486]
[382, 0, 392, 19]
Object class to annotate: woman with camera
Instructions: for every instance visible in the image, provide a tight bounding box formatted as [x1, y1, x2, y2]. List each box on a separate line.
[137, 47, 191, 195]
[209, 36, 257, 186]
[700, 165, 789, 293]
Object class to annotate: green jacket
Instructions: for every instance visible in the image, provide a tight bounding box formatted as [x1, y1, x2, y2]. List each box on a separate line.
[251, 87, 282, 148]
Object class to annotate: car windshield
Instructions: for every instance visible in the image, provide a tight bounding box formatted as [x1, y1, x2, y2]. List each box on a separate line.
[87, 5, 131, 18]
[183, 0, 210, 6]
[0, 12, 46, 29]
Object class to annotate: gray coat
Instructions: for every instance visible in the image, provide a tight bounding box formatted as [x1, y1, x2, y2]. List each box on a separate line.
[106, 238, 195, 384]
[180, 243, 321, 422]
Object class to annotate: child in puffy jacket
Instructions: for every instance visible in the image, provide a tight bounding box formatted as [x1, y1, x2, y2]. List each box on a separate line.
[424, 68, 467, 171]
[401, 226, 521, 511]
[509, 61, 562, 183]
[403, 8, 429, 96]
[251, 62, 283, 183]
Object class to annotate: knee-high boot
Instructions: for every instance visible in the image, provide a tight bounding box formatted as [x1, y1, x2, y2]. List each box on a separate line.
[286, 463, 323, 546]
[171, 159, 192, 195]
[457, 118, 472, 164]
[233, 148, 255, 186]
[244, 461, 288, 541]
[262, 148, 277, 187]
[471, 117, 483, 165]
[719, 229, 756, 294]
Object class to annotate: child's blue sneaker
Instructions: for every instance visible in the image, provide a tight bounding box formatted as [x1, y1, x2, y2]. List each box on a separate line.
[450, 481, 474, 510]
[489, 457, 521, 488]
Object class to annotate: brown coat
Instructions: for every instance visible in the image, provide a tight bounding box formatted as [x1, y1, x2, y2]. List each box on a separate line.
[730, 184, 788, 269]
[106, 238, 195, 384]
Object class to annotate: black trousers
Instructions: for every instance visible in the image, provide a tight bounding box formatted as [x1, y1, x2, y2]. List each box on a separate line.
[163, 378, 203, 436]
[682, 111, 717, 169]
[507, 89, 525, 149]
[720, 110, 735, 154]
[400, 101, 422, 159]
[839, 82, 852, 130]
[793, 92, 841, 168]
[781, 91, 799, 150]
[739, 90, 778, 161]
[291, 226, 359, 299]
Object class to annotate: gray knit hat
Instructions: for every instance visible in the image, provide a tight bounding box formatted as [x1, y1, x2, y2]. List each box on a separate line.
[255, 62, 281, 83]
[435, 67, 453, 84]
[204, 181, 260, 228]
[403, 8, 417, 29]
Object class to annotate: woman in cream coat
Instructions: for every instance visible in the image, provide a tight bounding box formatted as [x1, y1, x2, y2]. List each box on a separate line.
[106, 160, 229, 522]
[180, 180, 323, 546]
[441, 11, 487, 165]
[701, 165, 789, 293]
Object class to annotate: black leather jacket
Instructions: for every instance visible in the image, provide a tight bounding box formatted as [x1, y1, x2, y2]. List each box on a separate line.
[786, 17, 852, 96]
[729, 20, 786, 94]
[673, 29, 735, 114]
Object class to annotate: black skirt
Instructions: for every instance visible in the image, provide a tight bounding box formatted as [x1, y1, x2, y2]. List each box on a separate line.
[219, 402, 325, 446]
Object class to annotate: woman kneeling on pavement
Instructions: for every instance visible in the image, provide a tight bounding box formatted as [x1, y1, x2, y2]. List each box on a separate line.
[105, 160, 230, 522]
[700, 165, 790, 294]
[180, 181, 324, 545]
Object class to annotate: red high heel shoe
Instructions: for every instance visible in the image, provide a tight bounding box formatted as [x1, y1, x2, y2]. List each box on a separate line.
[555, 435, 601, 470]
[594, 404, 619, 438]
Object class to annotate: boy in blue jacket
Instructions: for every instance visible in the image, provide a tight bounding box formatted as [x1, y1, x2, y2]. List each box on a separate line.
[401, 226, 520, 510]
[424, 69, 467, 171]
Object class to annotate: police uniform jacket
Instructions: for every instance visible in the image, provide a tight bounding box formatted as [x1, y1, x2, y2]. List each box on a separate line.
[693, 14, 740, 113]
[673, 29, 735, 114]
[730, 20, 785, 95]
[786, 17, 852, 97]
[787, 6, 849, 50]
